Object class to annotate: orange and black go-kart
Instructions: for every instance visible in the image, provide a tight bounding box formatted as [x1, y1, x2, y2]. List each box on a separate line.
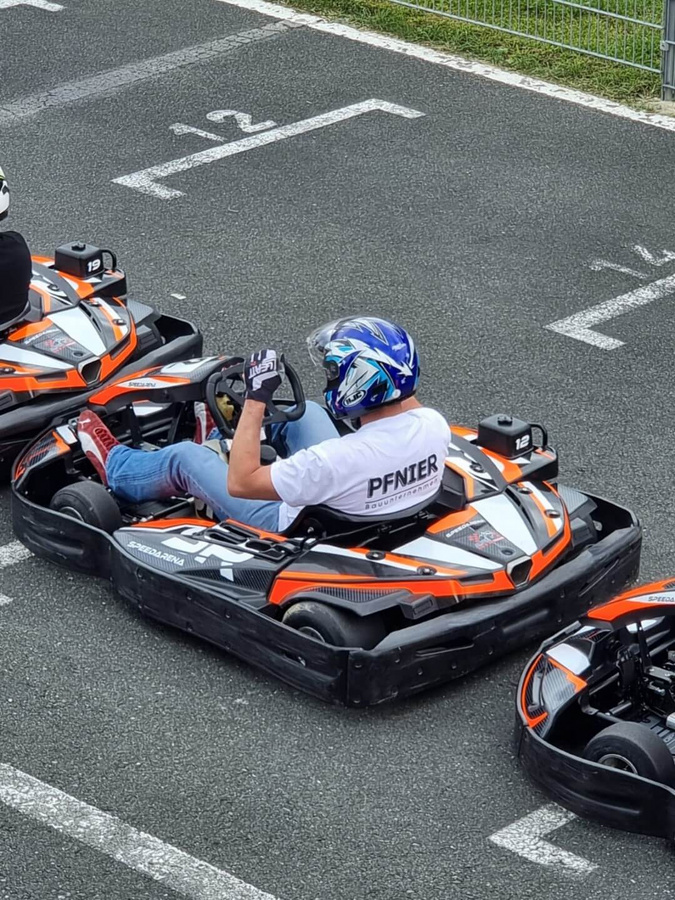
[12, 355, 641, 706]
[517, 581, 675, 840]
[0, 241, 201, 478]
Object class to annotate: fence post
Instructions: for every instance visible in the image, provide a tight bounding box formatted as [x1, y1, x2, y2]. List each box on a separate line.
[663, 0, 675, 100]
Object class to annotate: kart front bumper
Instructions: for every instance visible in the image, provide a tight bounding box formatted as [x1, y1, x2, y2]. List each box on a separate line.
[0, 313, 202, 478]
[516, 718, 675, 839]
[13, 491, 641, 706]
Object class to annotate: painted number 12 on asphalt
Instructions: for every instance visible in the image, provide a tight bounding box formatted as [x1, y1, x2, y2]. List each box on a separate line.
[113, 100, 425, 200]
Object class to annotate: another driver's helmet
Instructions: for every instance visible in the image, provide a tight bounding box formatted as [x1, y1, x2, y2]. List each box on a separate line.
[0, 167, 9, 222]
[307, 316, 420, 419]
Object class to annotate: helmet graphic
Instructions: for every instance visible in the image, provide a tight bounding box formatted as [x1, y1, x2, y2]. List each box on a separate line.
[307, 316, 420, 419]
[0, 168, 9, 222]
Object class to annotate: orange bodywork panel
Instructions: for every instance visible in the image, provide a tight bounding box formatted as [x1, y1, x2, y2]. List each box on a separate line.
[268, 568, 514, 606]
[132, 517, 211, 530]
[520, 653, 586, 729]
[88, 371, 191, 406]
[14, 430, 70, 480]
[587, 578, 675, 622]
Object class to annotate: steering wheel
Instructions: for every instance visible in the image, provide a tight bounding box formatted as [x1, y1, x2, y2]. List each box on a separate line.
[205, 357, 306, 439]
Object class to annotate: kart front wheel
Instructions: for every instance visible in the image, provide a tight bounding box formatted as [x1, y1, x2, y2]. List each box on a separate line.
[50, 482, 123, 534]
[282, 600, 386, 649]
[583, 722, 675, 786]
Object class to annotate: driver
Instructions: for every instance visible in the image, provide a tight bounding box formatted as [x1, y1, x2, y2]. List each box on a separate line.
[0, 167, 32, 329]
[76, 317, 451, 532]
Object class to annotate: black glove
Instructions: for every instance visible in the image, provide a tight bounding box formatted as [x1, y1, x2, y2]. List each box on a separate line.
[244, 349, 284, 405]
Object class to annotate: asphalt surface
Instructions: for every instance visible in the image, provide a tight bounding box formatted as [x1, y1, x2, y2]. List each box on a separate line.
[3, 0, 675, 897]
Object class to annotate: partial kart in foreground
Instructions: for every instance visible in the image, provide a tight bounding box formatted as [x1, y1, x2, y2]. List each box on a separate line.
[13, 355, 641, 705]
[517, 580, 675, 839]
[0, 241, 201, 477]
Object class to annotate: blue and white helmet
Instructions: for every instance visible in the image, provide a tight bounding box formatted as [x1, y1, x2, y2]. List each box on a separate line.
[307, 316, 420, 419]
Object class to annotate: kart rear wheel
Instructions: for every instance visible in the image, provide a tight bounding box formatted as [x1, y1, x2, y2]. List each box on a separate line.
[282, 600, 386, 649]
[50, 482, 123, 534]
[583, 722, 675, 786]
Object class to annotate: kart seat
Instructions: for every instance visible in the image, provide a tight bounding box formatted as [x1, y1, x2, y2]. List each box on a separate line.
[27, 289, 44, 319]
[284, 491, 441, 540]
[0, 296, 33, 333]
[283, 465, 467, 541]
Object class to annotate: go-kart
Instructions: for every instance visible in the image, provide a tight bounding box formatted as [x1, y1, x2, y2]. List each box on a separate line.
[517, 580, 675, 840]
[12, 355, 642, 706]
[0, 240, 201, 478]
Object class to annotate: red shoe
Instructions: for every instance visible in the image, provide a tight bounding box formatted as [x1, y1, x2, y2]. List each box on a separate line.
[194, 401, 217, 444]
[77, 411, 120, 485]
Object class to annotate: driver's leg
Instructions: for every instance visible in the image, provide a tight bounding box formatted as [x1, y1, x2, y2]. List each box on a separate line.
[271, 400, 339, 456]
[106, 442, 281, 530]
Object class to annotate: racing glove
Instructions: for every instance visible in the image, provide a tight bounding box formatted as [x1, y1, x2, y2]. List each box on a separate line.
[244, 349, 284, 405]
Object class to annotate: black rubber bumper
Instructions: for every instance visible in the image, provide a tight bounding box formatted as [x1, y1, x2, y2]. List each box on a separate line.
[517, 719, 675, 839]
[12, 490, 642, 706]
[0, 314, 202, 478]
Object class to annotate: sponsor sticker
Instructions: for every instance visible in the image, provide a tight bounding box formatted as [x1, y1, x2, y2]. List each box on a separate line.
[128, 540, 185, 566]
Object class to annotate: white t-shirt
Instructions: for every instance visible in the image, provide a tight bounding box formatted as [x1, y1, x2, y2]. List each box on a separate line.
[270, 408, 451, 530]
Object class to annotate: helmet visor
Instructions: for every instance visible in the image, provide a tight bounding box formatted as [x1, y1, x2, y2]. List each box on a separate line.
[0, 167, 8, 219]
[306, 319, 345, 367]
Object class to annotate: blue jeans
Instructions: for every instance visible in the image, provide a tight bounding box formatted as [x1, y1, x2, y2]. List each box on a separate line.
[106, 401, 339, 531]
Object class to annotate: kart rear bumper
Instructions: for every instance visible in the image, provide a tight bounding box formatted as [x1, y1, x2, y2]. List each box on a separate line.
[516, 719, 675, 839]
[12, 490, 641, 706]
[0, 313, 201, 476]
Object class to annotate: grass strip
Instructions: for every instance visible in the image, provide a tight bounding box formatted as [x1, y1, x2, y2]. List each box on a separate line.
[285, 0, 661, 102]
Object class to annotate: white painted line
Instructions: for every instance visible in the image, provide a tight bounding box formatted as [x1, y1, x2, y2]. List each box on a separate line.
[0, 541, 33, 607]
[170, 123, 225, 141]
[589, 260, 648, 279]
[632, 245, 675, 266]
[0, 0, 63, 9]
[215, 0, 675, 135]
[0, 764, 281, 900]
[171, 292, 187, 300]
[0, 541, 32, 568]
[546, 272, 675, 349]
[113, 99, 424, 199]
[0, 22, 298, 126]
[489, 804, 597, 879]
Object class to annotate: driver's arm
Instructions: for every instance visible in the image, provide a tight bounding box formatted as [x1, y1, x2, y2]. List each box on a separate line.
[227, 398, 281, 500]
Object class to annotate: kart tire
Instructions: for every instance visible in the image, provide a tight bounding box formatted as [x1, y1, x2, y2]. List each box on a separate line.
[50, 482, 123, 534]
[583, 722, 675, 786]
[282, 600, 386, 649]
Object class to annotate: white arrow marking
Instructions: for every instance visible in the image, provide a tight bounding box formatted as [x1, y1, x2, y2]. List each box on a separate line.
[113, 99, 424, 199]
[489, 804, 598, 879]
[546, 272, 675, 349]
[0, 0, 63, 9]
[0, 764, 281, 899]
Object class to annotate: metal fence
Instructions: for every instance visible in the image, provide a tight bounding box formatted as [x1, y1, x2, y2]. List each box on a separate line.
[387, 0, 675, 95]
[664, 0, 675, 95]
